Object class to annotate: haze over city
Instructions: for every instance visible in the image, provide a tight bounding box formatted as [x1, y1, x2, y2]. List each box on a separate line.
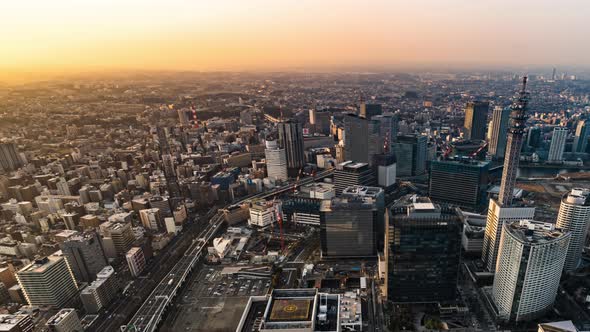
[3, 1, 590, 332]
[2, 0, 590, 82]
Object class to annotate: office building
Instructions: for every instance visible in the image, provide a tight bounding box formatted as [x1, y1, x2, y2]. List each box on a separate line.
[60, 232, 108, 283]
[488, 106, 510, 158]
[248, 199, 281, 228]
[360, 102, 382, 119]
[0, 314, 33, 332]
[385, 198, 462, 303]
[527, 126, 542, 148]
[492, 220, 569, 322]
[277, 120, 305, 177]
[573, 120, 589, 153]
[46, 308, 82, 332]
[309, 109, 331, 135]
[373, 153, 396, 189]
[548, 127, 568, 162]
[320, 191, 379, 258]
[392, 134, 427, 177]
[99, 222, 134, 257]
[429, 159, 490, 212]
[342, 186, 385, 250]
[16, 255, 78, 308]
[80, 266, 119, 314]
[556, 188, 590, 272]
[264, 140, 288, 181]
[139, 208, 162, 231]
[0, 143, 23, 172]
[372, 113, 399, 153]
[463, 101, 489, 141]
[126, 247, 146, 278]
[333, 161, 375, 194]
[343, 113, 382, 166]
[482, 199, 535, 272]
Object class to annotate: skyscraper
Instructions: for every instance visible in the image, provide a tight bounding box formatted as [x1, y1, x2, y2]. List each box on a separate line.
[483, 77, 536, 272]
[429, 159, 490, 212]
[359, 102, 382, 119]
[392, 134, 427, 177]
[488, 106, 510, 158]
[492, 220, 569, 322]
[385, 198, 462, 303]
[482, 199, 535, 271]
[17, 254, 79, 308]
[573, 120, 588, 153]
[333, 161, 375, 194]
[277, 120, 305, 177]
[60, 232, 108, 283]
[343, 113, 382, 165]
[548, 127, 568, 162]
[0, 143, 23, 173]
[373, 153, 397, 189]
[526, 126, 542, 148]
[556, 188, 590, 272]
[264, 140, 288, 181]
[372, 113, 399, 153]
[320, 191, 379, 258]
[463, 101, 489, 141]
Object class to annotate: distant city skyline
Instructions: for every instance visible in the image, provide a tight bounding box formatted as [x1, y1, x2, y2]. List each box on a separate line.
[1, 0, 590, 82]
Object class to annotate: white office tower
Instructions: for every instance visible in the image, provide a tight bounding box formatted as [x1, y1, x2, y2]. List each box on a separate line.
[264, 140, 288, 181]
[482, 199, 535, 272]
[556, 188, 590, 272]
[548, 127, 568, 162]
[17, 254, 79, 308]
[492, 220, 570, 322]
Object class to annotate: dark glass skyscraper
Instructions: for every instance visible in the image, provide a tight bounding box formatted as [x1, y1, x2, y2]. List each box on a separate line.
[277, 120, 305, 177]
[392, 134, 427, 177]
[429, 159, 490, 212]
[386, 199, 462, 303]
[463, 101, 489, 141]
[320, 192, 379, 258]
[343, 113, 382, 166]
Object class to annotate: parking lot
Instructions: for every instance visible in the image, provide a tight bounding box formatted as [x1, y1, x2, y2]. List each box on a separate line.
[163, 266, 271, 332]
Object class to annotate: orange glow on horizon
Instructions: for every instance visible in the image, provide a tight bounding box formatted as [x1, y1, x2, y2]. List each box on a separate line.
[1, 0, 589, 80]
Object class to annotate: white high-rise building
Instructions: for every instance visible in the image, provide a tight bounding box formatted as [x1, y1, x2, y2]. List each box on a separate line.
[16, 254, 79, 308]
[548, 127, 568, 162]
[264, 140, 288, 182]
[556, 188, 590, 272]
[492, 220, 570, 322]
[482, 199, 535, 272]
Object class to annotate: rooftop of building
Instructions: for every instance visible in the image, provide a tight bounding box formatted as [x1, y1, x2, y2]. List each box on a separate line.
[46, 308, 76, 326]
[432, 157, 490, 167]
[563, 188, 590, 206]
[336, 161, 369, 171]
[538, 320, 579, 332]
[341, 186, 383, 198]
[18, 255, 63, 275]
[0, 314, 31, 330]
[506, 220, 567, 244]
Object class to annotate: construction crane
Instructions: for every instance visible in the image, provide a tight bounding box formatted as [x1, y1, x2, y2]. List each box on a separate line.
[470, 141, 488, 158]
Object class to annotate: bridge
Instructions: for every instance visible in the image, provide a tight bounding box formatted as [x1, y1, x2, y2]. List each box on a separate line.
[122, 169, 333, 331]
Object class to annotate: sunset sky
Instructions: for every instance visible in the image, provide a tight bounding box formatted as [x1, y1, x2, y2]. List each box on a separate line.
[1, 0, 589, 77]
